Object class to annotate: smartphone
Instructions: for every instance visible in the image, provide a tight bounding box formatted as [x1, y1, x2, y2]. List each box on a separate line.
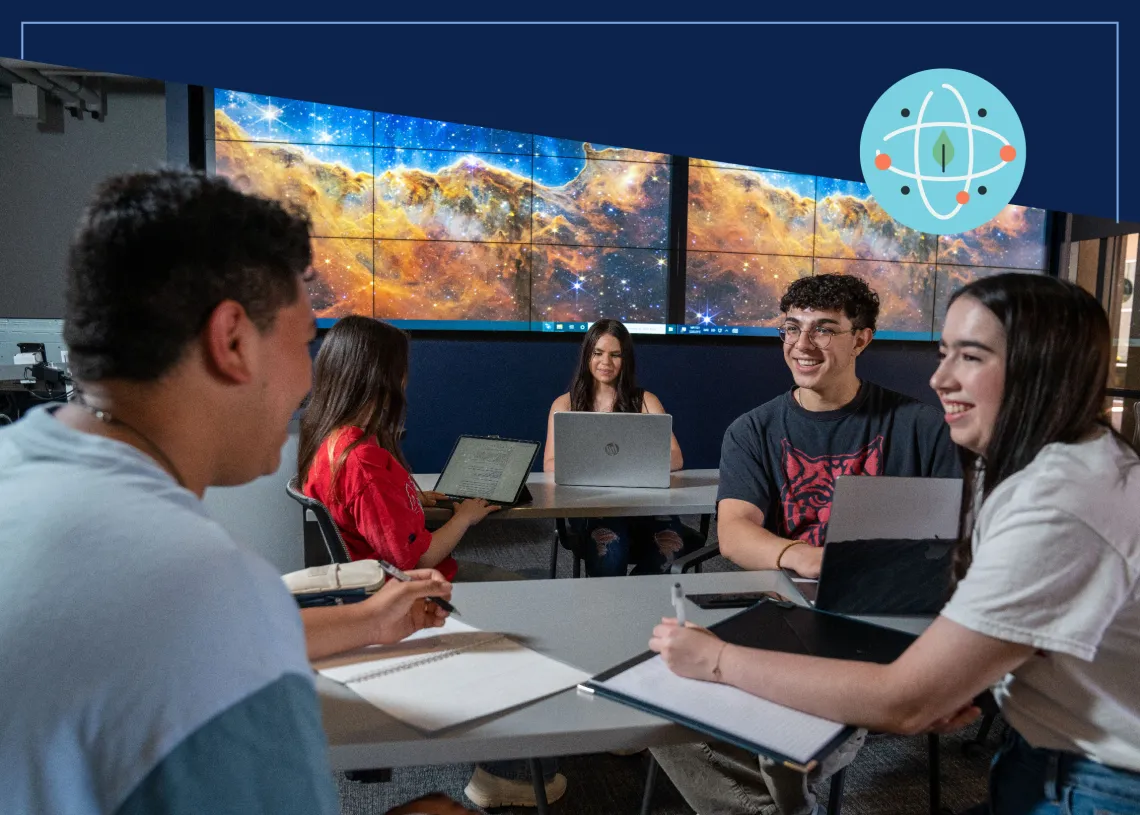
[687, 591, 793, 609]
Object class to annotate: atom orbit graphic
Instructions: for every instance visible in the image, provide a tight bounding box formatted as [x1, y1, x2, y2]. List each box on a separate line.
[860, 69, 1025, 235]
[874, 83, 1017, 221]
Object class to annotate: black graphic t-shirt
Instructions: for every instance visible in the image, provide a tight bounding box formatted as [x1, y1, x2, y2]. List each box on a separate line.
[718, 381, 960, 547]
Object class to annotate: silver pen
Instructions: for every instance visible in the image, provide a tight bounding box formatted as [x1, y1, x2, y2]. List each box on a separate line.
[671, 582, 686, 627]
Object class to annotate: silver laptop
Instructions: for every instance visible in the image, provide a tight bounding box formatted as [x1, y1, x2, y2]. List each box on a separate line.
[553, 412, 672, 488]
[787, 476, 963, 614]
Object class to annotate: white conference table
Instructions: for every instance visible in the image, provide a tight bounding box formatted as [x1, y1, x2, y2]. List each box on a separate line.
[319, 570, 933, 772]
[414, 469, 719, 522]
[415, 469, 720, 577]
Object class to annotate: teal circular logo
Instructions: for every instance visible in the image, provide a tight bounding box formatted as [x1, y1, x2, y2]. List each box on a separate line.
[860, 68, 1025, 235]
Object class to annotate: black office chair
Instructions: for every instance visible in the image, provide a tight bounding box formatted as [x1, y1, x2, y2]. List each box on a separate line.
[962, 691, 1004, 757]
[285, 475, 352, 567]
[549, 514, 714, 579]
[669, 514, 716, 574]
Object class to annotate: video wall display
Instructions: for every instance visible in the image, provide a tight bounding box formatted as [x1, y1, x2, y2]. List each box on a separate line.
[211, 90, 1050, 339]
[683, 160, 1048, 339]
[212, 90, 670, 332]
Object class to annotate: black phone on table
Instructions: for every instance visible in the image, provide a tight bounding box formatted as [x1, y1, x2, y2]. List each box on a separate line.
[687, 591, 793, 609]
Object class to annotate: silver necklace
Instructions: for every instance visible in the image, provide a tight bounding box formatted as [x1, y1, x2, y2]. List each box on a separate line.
[75, 396, 187, 488]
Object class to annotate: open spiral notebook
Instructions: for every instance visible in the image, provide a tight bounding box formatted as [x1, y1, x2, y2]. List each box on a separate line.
[316, 618, 590, 732]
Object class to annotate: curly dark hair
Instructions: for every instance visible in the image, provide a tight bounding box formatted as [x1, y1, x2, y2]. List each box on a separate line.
[64, 169, 313, 382]
[778, 274, 880, 332]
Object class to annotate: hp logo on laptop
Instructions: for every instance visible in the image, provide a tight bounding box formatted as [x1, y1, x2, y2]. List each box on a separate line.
[604, 442, 620, 456]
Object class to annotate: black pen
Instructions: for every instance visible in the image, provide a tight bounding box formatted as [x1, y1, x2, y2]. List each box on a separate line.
[375, 559, 460, 616]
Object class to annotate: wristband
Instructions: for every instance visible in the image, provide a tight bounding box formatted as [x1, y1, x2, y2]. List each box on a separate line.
[775, 541, 803, 569]
[711, 642, 728, 683]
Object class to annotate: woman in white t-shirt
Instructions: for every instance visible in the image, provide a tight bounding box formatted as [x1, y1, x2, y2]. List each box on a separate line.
[649, 273, 1140, 814]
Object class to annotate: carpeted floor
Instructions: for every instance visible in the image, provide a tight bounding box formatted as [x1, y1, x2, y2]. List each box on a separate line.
[336, 518, 999, 815]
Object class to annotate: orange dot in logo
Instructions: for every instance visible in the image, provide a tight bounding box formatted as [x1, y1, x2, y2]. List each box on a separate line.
[1000, 145, 1017, 162]
[874, 153, 891, 170]
[956, 191, 970, 205]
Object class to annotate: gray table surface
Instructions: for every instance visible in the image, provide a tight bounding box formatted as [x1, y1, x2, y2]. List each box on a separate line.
[415, 469, 719, 523]
[319, 570, 933, 770]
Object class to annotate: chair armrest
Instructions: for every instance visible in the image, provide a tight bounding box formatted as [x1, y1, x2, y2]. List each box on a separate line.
[670, 542, 721, 574]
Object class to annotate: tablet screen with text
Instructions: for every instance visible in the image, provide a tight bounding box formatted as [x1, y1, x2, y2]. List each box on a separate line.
[434, 437, 539, 504]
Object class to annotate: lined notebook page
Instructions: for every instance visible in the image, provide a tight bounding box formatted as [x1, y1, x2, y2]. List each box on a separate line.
[317, 618, 590, 732]
[597, 655, 844, 764]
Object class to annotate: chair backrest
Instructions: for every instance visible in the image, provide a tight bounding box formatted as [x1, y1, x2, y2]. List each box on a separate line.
[285, 475, 352, 565]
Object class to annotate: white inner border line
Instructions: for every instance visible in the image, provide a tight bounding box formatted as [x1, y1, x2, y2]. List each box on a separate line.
[19, 19, 1123, 223]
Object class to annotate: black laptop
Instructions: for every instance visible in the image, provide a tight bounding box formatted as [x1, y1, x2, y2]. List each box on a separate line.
[789, 476, 963, 616]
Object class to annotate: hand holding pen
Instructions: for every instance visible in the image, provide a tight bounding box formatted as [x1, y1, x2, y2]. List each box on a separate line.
[376, 559, 460, 616]
[654, 582, 729, 683]
[302, 565, 457, 662]
[344, 566, 455, 650]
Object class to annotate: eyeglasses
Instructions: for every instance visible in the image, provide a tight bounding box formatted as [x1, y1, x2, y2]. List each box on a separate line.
[778, 324, 858, 349]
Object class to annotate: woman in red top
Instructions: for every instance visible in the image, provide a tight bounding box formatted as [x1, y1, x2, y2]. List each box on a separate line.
[297, 316, 566, 808]
[298, 317, 500, 583]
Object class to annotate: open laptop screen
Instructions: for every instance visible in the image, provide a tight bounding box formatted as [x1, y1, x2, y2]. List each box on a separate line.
[434, 436, 539, 504]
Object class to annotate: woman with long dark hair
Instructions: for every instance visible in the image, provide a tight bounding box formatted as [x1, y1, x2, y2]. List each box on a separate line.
[649, 274, 1140, 815]
[298, 316, 501, 582]
[544, 319, 700, 576]
[298, 316, 566, 808]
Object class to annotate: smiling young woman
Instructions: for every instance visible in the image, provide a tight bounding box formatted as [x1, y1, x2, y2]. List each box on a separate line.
[652, 273, 1140, 815]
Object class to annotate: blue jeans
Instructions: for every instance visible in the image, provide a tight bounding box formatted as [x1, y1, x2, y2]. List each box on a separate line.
[986, 730, 1140, 815]
[571, 516, 705, 577]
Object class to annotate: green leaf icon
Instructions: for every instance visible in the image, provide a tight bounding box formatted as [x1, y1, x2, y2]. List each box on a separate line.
[932, 130, 955, 172]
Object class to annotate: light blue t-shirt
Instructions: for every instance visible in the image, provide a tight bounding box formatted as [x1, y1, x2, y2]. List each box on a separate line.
[0, 406, 338, 815]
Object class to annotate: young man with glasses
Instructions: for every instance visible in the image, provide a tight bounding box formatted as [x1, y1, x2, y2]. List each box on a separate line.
[717, 273, 958, 579]
[651, 274, 958, 815]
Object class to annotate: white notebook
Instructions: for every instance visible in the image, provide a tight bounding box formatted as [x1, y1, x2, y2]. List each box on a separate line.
[317, 618, 590, 732]
[594, 655, 845, 766]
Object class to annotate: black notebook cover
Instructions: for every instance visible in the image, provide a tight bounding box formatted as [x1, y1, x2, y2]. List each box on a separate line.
[585, 599, 917, 771]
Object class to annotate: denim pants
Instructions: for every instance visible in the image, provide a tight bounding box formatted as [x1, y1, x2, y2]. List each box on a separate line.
[650, 730, 866, 815]
[986, 730, 1140, 815]
[571, 516, 705, 577]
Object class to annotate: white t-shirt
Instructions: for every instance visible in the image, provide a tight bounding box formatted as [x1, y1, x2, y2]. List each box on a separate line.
[941, 429, 1140, 772]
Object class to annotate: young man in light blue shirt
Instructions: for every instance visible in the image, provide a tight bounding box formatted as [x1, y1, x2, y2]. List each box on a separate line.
[0, 170, 470, 815]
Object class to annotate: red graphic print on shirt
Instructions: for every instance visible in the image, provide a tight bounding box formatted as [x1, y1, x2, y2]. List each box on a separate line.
[405, 481, 421, 513]
[779, 437, 884, 546]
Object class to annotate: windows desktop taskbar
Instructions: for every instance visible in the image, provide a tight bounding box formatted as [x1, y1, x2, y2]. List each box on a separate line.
[671, 324, 778, 336]
[313, 318, 932, 340]
[671, 325, 935, 340]
[315, 318, 533, 331]
[315, 318, 669, 334]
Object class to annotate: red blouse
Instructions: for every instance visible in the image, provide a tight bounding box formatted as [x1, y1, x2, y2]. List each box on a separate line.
[302, 427, 457, 581]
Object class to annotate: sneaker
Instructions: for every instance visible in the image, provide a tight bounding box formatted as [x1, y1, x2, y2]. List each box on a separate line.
[464, 767, 568, 809]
